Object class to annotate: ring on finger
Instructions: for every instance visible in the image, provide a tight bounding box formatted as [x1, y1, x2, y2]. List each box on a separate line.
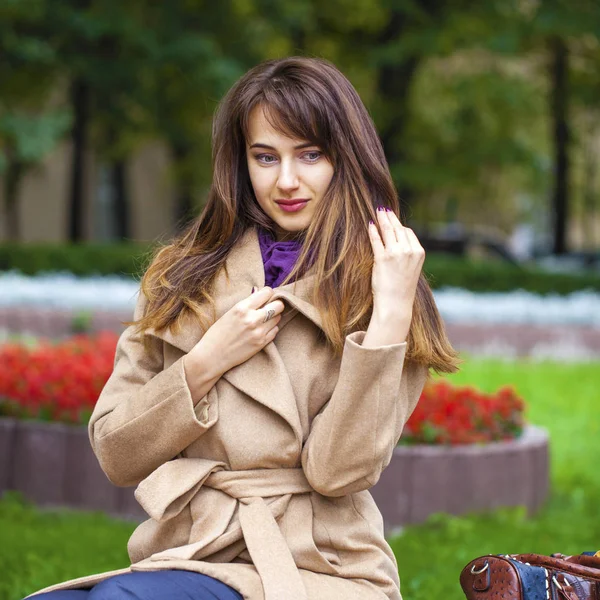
[263, 308, 276, 323]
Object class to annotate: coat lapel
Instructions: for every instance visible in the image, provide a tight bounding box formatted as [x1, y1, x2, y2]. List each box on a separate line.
[147, 227, 322, 355]
[146, 227, 322, 444]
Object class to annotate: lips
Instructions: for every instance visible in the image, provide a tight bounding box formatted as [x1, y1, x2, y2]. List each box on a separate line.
[275, 199, 310, 206]
[275, 199, 309, 213]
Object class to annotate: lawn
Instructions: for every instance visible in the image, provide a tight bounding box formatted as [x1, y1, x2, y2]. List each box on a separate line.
[391, 355, 600, 599]
[1, 356, 598, 600]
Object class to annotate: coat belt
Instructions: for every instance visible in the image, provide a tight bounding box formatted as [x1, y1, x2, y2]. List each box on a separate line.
[134, 458, 312, 600]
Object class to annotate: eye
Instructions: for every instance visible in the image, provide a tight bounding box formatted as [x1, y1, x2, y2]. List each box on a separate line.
[255, 154, 277, 164]
[303, 151, 322, 162]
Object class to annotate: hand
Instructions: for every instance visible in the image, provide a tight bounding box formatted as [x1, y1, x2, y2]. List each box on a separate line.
[367, 207, 425, 315]
[186, 287, 285, 379]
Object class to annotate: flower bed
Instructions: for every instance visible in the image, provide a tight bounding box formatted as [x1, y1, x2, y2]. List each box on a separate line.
[401, 380, 525, 445]
[0, 332, 118, 423]
[0, 333, 549, 528]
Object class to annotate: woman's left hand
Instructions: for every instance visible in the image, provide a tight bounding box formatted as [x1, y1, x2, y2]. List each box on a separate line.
[368, 207, 425, 315]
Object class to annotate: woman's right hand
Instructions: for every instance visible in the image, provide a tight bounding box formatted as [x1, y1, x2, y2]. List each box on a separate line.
[185, 286, 284, 381]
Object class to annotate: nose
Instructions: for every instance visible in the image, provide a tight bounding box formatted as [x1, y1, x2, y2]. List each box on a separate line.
[276, 159, 300, 194]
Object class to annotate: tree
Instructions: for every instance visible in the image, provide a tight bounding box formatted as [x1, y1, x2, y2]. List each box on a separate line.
[516, 0, 600, 253]
[43, 0, 157, 241]
[0, 0, 71, 241]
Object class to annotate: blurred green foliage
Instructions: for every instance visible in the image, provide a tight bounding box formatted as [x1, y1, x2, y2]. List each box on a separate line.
[1, 0, 599, 238]
[1, 242, 599, 294]
[0, 242, 152, 278]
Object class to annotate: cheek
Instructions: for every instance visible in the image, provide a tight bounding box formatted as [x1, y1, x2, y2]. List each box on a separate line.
[314, 165, 334, 195]
[248, 166, 270, 197]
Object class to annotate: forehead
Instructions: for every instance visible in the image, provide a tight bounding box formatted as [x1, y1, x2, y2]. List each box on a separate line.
[245, 105, 310, 147]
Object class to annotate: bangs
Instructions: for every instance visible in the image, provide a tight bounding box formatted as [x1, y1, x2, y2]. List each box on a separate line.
[240, 81, 334, 155]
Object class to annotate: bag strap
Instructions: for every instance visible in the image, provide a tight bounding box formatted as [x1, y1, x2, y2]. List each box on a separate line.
[514, 554, 600, 579]
[553, 572, 586, 600]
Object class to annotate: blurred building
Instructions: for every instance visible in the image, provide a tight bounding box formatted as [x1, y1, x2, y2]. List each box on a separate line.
[0, 141, 177, 243]
[1, 140, 598, 249]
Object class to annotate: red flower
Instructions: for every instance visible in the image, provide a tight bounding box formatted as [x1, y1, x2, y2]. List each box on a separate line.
[401, 380, 526, 446]
[0, 332, 119, 424]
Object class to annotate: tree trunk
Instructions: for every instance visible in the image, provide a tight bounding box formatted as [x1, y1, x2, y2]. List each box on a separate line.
[581, 119, 598, 250]
[3, 159, 24, 242]
[68, 77, 90, 242]
[111, 159, 130, 240]
[171, 142, 194, 232]
[549, 36, 570, 255]
[291, 25, 306, 54]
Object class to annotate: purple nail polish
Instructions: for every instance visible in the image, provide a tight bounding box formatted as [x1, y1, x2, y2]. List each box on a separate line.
[369, 219, 374, 225]
[376, 205, 385, 212]
[385, 207, 392, 212]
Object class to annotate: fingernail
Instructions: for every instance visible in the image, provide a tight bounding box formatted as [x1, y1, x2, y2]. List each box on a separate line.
[251, 286, 256, 294]
[369, 219, 374, 225]
[376, 205, 385, 212]
[385, 207, 392, 212]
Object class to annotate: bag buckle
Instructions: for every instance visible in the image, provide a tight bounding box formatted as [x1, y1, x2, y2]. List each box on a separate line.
[471, 560, 491, 592]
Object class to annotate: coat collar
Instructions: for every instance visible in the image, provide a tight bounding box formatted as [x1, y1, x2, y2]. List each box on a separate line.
[148, 227, 321, 356]
[147, 227, 323, 445]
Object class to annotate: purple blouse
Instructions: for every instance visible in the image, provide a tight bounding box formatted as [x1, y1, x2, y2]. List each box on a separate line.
[257, 228, 303, 288]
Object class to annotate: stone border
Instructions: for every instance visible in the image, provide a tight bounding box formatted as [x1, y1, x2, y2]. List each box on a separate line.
[370, 425, 549, 533]
[0, 307, 130, 340]
[0, 419, 549, 530]
[0, 418, 145, 521]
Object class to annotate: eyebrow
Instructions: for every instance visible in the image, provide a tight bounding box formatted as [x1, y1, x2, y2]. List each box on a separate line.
[249, 142, 318, 150]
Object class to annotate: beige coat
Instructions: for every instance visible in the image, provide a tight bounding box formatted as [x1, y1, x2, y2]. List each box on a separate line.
[26, 227, 430, 600]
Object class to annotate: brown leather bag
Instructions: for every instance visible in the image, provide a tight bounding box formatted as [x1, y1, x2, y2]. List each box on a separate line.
[460, 552, 600, 600]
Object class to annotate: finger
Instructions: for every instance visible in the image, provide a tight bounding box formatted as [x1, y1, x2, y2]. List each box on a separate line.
[253, 299, 285, 325]
[368, 220, 385, 259]
[385, 209, 405, 244]
[385, 207, 404, 227]
[261, 299, 286, 316]
[246, 286, 274, 308]
[377, 208, 396, 248]
[259, 312, 282, 329]
[264, 324, 280, 344]
[388, 210, 419, 250]
[404, 227, 426, 257]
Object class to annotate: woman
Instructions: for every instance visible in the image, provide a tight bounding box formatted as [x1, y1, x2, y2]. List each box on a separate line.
[26, 56, 460, 600]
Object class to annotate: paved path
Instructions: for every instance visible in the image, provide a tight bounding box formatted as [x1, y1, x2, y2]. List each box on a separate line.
[446, 322, 600, 360]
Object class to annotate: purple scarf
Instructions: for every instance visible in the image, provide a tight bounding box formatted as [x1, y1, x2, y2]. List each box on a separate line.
[257, 228, 304, 288]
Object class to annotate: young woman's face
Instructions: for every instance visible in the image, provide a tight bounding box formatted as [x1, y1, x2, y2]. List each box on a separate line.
[245, 106, 334, 241]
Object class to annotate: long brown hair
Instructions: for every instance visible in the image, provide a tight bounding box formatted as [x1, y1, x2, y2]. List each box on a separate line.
[129, 56, 461, 374]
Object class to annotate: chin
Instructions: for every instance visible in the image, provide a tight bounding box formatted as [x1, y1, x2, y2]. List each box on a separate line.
[278, 219, 309, 232]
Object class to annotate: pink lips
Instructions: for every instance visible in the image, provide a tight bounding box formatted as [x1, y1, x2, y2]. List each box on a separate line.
[275, 199, 309, 213]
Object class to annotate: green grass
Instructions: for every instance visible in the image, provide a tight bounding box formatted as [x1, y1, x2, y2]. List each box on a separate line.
[391, 355, 600, 599]
[1, 356, 599, 600]
[0, 498, 134, 600]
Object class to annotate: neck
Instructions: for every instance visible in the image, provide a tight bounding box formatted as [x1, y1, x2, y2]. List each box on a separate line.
[273, 227, 304, 243]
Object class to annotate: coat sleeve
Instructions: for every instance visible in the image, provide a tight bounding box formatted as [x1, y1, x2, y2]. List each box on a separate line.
[301, 330, 430, 497]
[88, 291, 218, 487]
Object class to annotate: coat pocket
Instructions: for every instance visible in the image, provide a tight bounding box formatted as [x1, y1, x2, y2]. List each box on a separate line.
[312, 517, 342, 568]
[277, 494, 341, 575]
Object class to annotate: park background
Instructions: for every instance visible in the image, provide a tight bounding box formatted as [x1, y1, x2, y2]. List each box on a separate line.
[1, 1, 600, 599]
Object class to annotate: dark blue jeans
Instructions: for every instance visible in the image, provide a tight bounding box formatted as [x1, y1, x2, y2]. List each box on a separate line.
[29, 569, 243, 600]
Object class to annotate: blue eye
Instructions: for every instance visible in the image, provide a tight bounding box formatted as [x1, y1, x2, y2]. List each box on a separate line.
[303, 151, 322, 162]
[256, 154, 277, 164]
[253, 150, 323, 164]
